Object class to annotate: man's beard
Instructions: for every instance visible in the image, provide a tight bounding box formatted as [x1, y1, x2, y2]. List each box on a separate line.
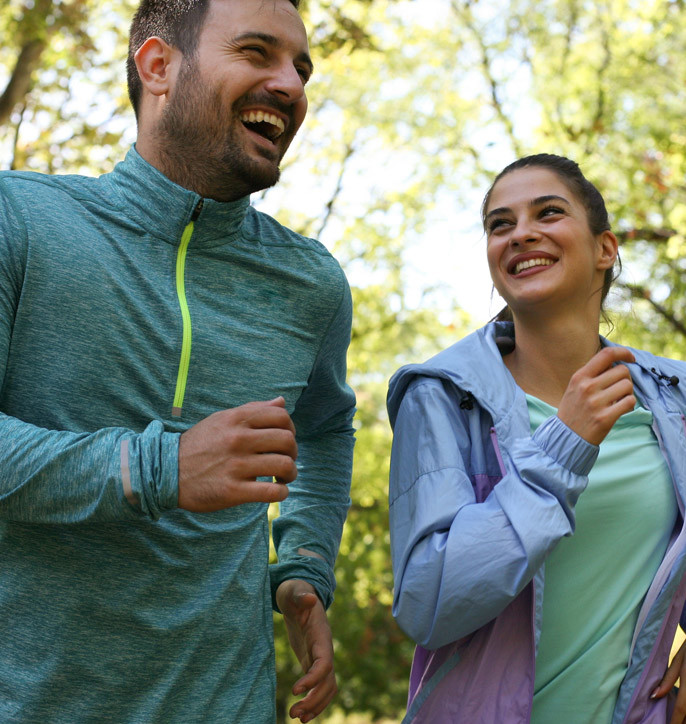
[155, 63, 283, 201]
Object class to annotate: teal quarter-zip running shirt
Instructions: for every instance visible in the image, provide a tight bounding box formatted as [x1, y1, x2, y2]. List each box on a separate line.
[0, 146, 356, 723]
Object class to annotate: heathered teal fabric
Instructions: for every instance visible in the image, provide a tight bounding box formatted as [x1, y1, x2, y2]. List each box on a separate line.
[0, 146, 356, 723]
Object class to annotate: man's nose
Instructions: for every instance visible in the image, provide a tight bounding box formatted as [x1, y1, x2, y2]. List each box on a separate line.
[264, 62, 306, 104]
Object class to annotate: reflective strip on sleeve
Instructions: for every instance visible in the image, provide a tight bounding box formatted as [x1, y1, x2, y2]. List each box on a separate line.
[297, 547, 325, 560]
[120, 439, 140, 507]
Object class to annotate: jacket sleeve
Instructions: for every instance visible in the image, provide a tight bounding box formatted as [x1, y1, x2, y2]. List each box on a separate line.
[389, 375, 598, 649]
[0, 184, 179, 524]
[269, 277, 356, 610]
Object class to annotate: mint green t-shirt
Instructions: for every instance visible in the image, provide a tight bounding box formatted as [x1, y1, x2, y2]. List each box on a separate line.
[529, 397, 677, 724]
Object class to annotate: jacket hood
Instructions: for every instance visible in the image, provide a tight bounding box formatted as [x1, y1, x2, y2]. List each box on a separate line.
[387, 321, 519, 428]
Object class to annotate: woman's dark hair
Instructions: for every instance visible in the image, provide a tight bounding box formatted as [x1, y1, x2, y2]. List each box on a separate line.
[481, 153, 621, 324]
[126, 0, 301, 119]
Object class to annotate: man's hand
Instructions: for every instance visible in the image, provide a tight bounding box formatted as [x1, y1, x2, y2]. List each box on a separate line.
[557, 346, 636, 446]
[276, 579, 337, 722]
[178, 397, 297, 511]
[651, 638, 686, 724]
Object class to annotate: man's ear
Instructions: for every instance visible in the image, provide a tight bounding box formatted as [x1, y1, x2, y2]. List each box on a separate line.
[597, 230, 618, 270]
[134, 37, 182, 98]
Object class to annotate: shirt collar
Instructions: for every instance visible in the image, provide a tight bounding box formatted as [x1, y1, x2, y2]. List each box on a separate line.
[104, 145, 250, 248]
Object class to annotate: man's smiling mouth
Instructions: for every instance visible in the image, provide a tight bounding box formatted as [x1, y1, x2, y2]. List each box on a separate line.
[239, 111, 286, 142]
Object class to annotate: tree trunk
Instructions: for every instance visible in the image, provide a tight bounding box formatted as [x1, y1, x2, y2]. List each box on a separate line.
[275, 694, 288, 724]
[0, 39, 46, 128]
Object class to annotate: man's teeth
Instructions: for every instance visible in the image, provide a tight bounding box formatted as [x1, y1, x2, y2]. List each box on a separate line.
[240, 111, 285, 138]
[514, 258, 555, 274]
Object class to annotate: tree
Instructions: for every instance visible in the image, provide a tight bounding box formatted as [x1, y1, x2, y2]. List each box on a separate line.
[0, 0, 137, 173]
[263, 6, 473, 716]
[4, 0, 686, 721]
[443, 0, 686, 355]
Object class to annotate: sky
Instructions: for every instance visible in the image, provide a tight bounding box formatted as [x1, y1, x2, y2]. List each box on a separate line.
[403, 194, 504, 326]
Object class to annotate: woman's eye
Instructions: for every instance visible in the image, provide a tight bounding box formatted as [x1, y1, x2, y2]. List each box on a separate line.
[487, 218, 510, 233]
[541, 206, 564, 217]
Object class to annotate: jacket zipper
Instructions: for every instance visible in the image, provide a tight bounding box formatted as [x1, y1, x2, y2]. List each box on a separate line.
[627, 417, 684, 662]
[489, 427, 507, 477]
[171, 199, 203, 417]
[619, 412, 686, 723]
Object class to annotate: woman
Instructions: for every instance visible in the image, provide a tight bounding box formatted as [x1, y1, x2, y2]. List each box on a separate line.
[387, 154, 686, 724]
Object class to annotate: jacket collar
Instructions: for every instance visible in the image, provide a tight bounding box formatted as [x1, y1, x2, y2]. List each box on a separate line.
[104, 145, 250, 248]
[388, 321, 686, 425]
[387, 322, 522, 427]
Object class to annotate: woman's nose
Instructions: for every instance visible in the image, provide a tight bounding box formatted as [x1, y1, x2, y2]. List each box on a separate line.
[510, 219, 539, 246]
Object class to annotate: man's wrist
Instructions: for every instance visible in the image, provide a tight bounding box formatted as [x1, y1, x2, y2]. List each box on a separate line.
[271, 566, 332, 611]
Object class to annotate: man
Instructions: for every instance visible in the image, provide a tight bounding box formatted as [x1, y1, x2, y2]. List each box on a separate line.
[0, 0, 355, 722]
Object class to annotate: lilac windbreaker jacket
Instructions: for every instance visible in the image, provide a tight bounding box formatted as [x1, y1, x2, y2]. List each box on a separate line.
[387, 322, 686, 723]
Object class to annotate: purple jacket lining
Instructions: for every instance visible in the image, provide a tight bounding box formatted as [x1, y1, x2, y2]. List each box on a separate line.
[405, 413, 686, 724]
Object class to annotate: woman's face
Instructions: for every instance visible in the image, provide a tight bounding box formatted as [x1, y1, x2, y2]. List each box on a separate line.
[484, 167, 617, 318]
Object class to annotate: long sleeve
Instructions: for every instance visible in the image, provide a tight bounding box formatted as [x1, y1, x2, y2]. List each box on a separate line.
[270, 280, 356, 609]
[0, 186, 179, 523]
[389, 376, 598, 649]
[0, 150, 354, 723]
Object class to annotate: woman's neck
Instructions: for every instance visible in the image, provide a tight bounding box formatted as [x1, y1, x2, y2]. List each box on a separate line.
[503, 311, 602, 407]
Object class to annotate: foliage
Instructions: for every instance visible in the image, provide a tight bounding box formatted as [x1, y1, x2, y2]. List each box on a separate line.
[0, 0, 137, 173]
[441, 0, 686, 357]
[3, 0, 686, 722]
[264, 7, 473, 713]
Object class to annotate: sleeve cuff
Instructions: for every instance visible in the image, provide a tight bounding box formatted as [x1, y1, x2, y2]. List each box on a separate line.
[269, 558, 336, 612]
[533, 414, 599, 476]
[127, 421, 180, 519]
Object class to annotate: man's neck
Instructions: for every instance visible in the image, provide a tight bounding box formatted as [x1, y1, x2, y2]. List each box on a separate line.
[135, 135, 248, 203]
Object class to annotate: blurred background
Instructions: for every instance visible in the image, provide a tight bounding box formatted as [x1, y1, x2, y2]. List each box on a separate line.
[1, 0, 685, 720]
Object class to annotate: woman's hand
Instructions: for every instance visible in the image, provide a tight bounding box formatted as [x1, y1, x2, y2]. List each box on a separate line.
[651, 639, 686, 724]
[557, 346, 636, 446]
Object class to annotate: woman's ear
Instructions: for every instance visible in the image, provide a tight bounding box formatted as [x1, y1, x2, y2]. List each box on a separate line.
[134, 37, 181, 99]
[596, 230, 618, 271]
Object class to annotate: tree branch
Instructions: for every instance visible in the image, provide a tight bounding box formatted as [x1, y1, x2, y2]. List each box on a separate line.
[619, 281, 686, 338]
[615, 228, 676, 244]
[553, 0, 579, 137]
[591, 23, 612, 134]
[315, 140, 355, 239]
[9, 102, 27, 170]
[450, 1, 523, 157]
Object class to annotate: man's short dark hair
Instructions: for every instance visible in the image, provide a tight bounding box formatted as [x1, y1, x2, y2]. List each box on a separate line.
[127, 0, 300, 119]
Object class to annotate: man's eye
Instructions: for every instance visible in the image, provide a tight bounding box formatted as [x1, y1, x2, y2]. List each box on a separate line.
[245, 46, 267, 57]
[296, 66, 311, 83]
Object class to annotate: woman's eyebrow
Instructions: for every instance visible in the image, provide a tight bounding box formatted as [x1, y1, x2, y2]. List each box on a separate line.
[484, 206, 511, 223]
[530, 194, 570, 207]
[485, 194, 570, 223]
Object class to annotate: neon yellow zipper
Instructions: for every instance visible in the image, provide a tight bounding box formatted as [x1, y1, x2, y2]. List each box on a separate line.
[171, 221, 194, 417]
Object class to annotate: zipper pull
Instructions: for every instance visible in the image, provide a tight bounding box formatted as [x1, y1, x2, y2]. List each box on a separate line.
[191, 199, 204, 222]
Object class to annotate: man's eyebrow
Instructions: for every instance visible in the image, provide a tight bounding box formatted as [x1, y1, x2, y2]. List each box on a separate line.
[484, 194, 570, 222]
[232, 31, 314, 74]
